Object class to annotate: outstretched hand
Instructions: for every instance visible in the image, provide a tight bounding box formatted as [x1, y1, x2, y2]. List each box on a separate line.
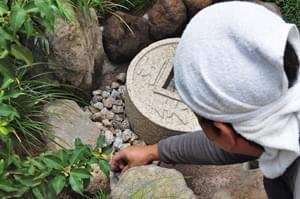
[110, 144, 160, 173]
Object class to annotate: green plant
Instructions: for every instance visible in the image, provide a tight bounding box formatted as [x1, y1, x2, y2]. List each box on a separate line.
[0, 134, 112, 199]
[267, 0, 300, 28]
[115, 0, 155, 11]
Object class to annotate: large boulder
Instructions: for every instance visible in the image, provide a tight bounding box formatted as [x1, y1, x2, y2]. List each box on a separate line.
[103, 12, 152, 64]
[183, 0, 213, 18]
[48, 8, 104, 96]
[110, 165, 197, 199]
[44, 99, 101, 149]
[147, 0, 188, 40]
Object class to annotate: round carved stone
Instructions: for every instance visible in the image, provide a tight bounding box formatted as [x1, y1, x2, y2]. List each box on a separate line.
[125, 38, 201, 144]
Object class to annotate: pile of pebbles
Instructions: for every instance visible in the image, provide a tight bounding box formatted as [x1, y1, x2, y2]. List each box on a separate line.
[83, 73, 145, 151]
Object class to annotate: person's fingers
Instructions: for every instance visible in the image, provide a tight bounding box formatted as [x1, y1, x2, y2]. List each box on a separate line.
[110, 151, 126, 171]
[122, 165, 129, 173]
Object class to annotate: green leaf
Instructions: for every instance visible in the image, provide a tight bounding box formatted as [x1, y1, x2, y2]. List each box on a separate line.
[0, 2, 8, 16]
[0, 59, 15, 79]
[69, 148, 83, 165]
[57, 149, 69, 166]
[28, 165, 36, 175]
[0, 159, 4, 175]
[99, 159, 110, 177]
[70, 168, 91, 179]
[43, 155, 64, 170]
[9, 5, 27, 35]
[96, 134, 106, 148]
[102, 146, 113, 155]
[32, 186, 44, 199]
[0, 181, 18, 192]
[33, 168, 51, 180]
[69, 174, 83, 195]
[0, 103, 19, 118]
[52, 175, 65, 195]
[10, 44, 33, 65]
[75, 138, 83, 149]
[12, 186, 29, 198]
[0, 126, 9, 135]
[30, 159, 46, 170]
[24, 18, 33, 39]
[1, 77, 14, 90]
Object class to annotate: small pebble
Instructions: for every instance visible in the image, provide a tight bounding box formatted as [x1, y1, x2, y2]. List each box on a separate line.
[122, 129, 133, 142]
[111, 82, 120, 89]
[94, 122, 104, 130]
[103, 98, 113, 109]
[115, 129, 122, 137]
[111, 90, 121, 99]
[101, 108, 115, 120]
[121, 119, 130, 130]
[92, 90, 102, 96]
[113, 114, 124, 122]
[112, 99, 123, 106]
[113, 137, 123, 150]
[112, 105, 124, 114]
[102, 119, 112, 127]
[102, 91, 110, 99]
[105, 86, 112, 93]
[119, 143, 130, 150]
[92, 102, 104, 110]
[105, 130, 114, 146]
[116, 73, 126, 83]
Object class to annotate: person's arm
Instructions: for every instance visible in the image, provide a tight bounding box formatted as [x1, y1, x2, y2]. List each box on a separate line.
[111, 131, 256, 172]
[158, 131, 256, 165]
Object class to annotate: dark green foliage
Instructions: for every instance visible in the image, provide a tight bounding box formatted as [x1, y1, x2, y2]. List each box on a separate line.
[0, 134, 112, 199]
[266, 0, 300, 29]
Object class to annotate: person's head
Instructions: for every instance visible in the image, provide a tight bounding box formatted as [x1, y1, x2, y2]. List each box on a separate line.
[173, 2, 300, 156]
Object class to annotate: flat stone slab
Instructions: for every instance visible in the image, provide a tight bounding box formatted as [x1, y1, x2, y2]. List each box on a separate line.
[125, 38, 201, 144]
[44, 99, 101, 149]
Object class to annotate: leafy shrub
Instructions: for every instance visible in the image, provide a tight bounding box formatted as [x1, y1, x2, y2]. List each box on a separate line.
[0, 134, 112, 199]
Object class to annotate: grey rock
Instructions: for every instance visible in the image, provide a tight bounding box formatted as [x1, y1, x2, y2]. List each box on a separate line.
[147, 0, 187, 40]
[91, 95, 103, 104]
[44, 100, 101, 149]
[132, 139, 146, 146]
[121, 129, 133, 142]
[118, 86, 126, 98]
[49, 9, 104, 95]
[103, 97, 114, 109]
[111, 90, 121, 99]
[116, 73, 126, 84]
[92, 90, 102, 96]
[86, 164, 109, 194]
[92, 102, 104, 110]
[112, 99, 123, 106]
[102, 119, 112, 127]
[113, 137, 123, 150]
[119, 143, 131, 150]
[113, 114, 125, 122]
[89, 105, 100, 114]
[112, 120, 123, 130]
[102, 90, 110, 99]
[111, 82, 120, 89]
[115, 129, 122, 137]
[121, 119, 130, 130]
[110, 165, 197, 199]
[101, 108, 115, 120]
[103, 11, 152, 63]
[105, 86, 112, 93]
[94, 122, 105, 130]
[105, 130, 115, 146]
[182, 0, 212, 18]
[112, 105, 124, 114]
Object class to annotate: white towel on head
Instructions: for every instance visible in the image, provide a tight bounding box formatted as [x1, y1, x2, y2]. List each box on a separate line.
[174, 1, 300, 179]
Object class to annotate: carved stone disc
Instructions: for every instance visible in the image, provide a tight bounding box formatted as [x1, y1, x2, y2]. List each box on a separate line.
[126, 39, 201, 143]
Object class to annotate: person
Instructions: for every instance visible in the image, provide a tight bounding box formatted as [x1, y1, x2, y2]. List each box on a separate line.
[111, 1, 300, 198]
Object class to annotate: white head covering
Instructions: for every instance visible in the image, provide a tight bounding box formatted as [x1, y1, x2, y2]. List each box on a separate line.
[174, 1, 300, 178]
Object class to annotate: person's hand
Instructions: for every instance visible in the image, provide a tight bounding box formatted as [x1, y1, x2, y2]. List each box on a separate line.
[110, 144, 159, 173]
